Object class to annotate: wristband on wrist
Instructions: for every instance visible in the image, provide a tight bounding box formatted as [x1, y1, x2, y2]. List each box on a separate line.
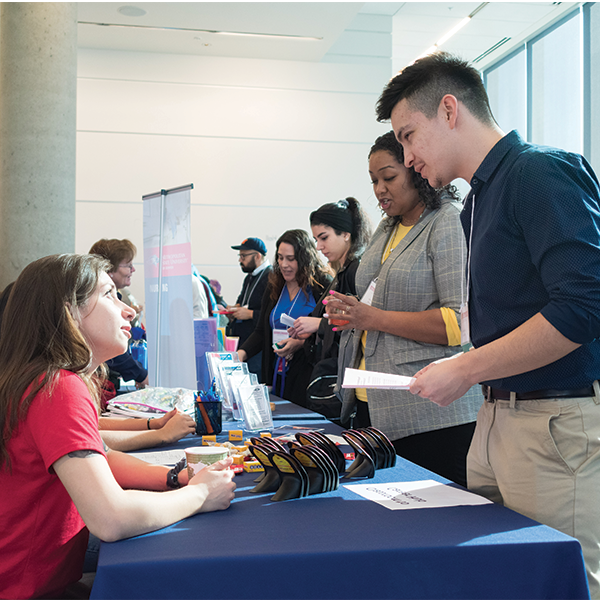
[147, 418, 152, 430]
[166, 457, 186, 490]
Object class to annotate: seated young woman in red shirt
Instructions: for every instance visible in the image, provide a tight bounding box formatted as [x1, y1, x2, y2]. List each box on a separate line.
[0, 254, 236, 600]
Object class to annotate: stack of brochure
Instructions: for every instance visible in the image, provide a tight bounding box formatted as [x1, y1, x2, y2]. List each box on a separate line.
[105, 387, 196, 417]
[205, 352, 273, 431]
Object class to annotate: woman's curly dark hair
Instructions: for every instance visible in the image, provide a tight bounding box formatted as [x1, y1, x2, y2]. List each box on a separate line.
[369, 131, 459, 228]
[269, 229, 331, 302]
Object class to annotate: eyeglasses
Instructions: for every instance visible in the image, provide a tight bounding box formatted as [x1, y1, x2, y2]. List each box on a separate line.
[238, 252, 257, 259]
[119, 263, 135, 271]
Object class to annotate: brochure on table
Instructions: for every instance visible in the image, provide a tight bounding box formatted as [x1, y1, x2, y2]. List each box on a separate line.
[206, 351, 273, 431]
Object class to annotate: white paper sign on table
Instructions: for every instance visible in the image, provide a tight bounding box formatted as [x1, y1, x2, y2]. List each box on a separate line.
[130, 449, 186, 466]
[344, 480, 493, 510]
[342, 367, 415, 390]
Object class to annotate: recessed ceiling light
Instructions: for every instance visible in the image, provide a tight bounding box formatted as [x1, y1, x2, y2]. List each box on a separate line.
[78, 21, 321, 41]
[118, 6, 147, 18]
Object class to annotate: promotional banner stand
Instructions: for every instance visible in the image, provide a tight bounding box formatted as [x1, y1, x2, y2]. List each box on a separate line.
[142, 184, 196, 389]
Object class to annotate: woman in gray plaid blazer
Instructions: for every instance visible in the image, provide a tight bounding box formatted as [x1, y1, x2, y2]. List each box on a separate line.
[331, 132, 481, 487]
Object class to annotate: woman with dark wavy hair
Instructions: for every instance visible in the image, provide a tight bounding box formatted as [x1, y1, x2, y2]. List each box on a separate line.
[328, 131, 481, 488]
[238, 229, 331, 405]
[0, 254, 235, 599]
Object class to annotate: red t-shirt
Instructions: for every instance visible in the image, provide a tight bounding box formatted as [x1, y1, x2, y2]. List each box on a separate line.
[0, 370, 106, 599]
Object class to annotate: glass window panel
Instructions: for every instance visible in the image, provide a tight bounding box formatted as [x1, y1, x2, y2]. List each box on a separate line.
[590, 2, 600, 173]
[531, 12, 582, 153]
[485, 49, 527, 139]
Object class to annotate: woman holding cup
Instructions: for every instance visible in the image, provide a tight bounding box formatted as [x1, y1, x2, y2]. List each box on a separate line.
[326, 131, 481, 488]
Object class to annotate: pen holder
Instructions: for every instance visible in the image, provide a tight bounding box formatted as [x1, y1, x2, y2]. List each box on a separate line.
[194, 397, 223, 435]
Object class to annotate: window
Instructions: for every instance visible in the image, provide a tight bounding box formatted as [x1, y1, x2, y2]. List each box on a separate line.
[484, 8, 585, 156]
[530, 11, 582, 153]
[485, 48, 527, 139]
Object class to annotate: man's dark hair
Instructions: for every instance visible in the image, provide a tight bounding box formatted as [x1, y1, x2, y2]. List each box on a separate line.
[376, 51, 496, 126]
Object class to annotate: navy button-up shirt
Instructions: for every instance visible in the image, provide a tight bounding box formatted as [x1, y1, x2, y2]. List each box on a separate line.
[461, 130, 600, 392]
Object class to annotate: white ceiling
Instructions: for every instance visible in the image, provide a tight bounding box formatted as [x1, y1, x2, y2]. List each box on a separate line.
[392, 2, 575, 70]
[77, 2, 364, 62]
[77, 2, 580, 69]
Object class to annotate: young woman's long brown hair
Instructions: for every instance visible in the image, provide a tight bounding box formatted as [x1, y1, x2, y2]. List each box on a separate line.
[0, 254, 110, 470]
[268, 229, 332, 302]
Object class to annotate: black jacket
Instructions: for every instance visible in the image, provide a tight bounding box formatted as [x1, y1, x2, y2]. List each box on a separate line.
[305, 258, 360, 365]
[227, 265, 272, 345]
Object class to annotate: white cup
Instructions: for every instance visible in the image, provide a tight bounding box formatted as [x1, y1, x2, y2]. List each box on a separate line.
[185, 446, 229, 479]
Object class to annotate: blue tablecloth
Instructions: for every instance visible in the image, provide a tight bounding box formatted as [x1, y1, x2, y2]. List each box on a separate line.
[91, 401, 590, 600]
[269, 394, 328, 420]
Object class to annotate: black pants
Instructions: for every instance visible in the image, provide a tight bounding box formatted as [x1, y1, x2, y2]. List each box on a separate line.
[353, 400, 372, 429]
[392, 422, 476, 489]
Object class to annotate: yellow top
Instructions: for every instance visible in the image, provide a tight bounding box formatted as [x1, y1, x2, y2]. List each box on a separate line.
[355, 223, 460, 402]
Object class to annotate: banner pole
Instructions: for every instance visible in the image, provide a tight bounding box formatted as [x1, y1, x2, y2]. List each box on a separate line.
[155, 189, 167, 387]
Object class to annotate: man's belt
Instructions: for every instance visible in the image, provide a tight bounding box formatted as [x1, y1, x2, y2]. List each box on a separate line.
[482, 385, 595, 402]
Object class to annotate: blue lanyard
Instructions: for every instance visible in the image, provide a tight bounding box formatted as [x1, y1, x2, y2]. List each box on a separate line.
[271, 285, 301, 330]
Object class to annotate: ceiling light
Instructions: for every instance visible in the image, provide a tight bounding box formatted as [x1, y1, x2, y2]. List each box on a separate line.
[117, 6, 146, 18]
[214, 31, 321, 41]
[78, 21, 322, 41]
[436, 16, 471, 47]
[409, 2, 488, 65]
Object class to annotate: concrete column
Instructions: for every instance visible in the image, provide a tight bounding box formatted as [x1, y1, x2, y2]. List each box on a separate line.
[0, 2, 77, 290]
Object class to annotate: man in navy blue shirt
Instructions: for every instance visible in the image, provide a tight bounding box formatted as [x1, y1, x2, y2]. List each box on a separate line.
[376, 51, 600, 597]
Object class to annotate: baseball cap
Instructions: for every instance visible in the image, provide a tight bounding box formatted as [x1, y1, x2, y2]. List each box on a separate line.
[231, 237, 267, 255]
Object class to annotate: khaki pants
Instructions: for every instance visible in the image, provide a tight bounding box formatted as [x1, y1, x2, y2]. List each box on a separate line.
[468, 394, 600, 599]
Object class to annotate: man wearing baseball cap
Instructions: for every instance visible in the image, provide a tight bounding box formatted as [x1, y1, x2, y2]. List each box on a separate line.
[227, 238, 271, 379]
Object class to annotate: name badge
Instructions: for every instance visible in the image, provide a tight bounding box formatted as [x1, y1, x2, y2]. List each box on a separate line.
[460, 302, 472, 352]
[272, 328, 288, 347]
[361, 279, 377, 307]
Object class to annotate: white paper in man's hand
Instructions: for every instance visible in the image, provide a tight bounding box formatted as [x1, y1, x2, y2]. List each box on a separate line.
[342, 368, 415, 390]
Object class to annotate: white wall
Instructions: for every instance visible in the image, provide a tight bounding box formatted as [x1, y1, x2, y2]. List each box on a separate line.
[76, 49, 391, 308]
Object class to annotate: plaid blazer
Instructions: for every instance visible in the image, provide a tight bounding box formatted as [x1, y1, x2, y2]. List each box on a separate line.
[338, 198, 482, 440]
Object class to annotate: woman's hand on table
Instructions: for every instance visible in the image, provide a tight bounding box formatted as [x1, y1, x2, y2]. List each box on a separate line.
[323, 291, 381, 332]
[155, 409, 196, 444]
[288, 316, 321, 339]
[190, 457, 236, 513]
[237, 348, 248, 362]
[273, 337, 304, 359]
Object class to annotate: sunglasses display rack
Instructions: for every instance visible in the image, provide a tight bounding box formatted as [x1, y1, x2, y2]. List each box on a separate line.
[247, 427, 396, 502]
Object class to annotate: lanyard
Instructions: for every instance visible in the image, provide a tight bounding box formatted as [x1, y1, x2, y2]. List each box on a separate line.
[460, 195, 475, 352]
[272, 356, 287, 396]
[382, 223, 403, 263]
[271, 285, 302, 330]
[462, 194, 475, 307]
[241, 269, 267, 307]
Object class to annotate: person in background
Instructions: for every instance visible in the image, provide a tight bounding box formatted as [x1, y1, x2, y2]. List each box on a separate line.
[326, 131, 481, 488]
[119, 287, 143, 327]
[0, 253, 235, 600]
[192, 269, 211, 319]
[89, 239, 148, 392]
[208, 278, 227, 309]
[237, 230, 331, 405]
[287, 198, 372, 419]
[226, 237, 272, 379]
[377, 51, 600, 596]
